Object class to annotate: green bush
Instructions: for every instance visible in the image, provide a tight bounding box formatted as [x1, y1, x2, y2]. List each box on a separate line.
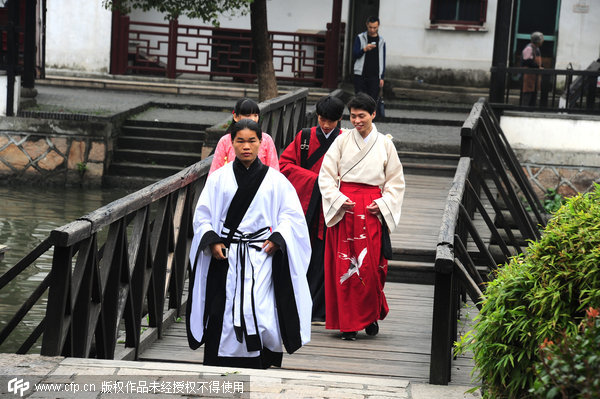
[532, 307, 600, 398]
[543, 188, 566, 214]
[456, 184, 600, 398]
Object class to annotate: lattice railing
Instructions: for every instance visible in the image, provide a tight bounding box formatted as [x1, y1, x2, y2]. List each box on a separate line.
[116, 17, 344, 86]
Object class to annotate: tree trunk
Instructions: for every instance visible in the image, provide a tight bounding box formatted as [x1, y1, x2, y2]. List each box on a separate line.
[250, 0, 278, 101]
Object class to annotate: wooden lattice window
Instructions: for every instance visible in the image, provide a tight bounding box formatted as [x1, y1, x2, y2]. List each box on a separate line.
[430, 0, 488, 25]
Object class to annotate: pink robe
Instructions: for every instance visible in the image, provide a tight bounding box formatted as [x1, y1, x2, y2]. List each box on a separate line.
[209, 133, 280, 175]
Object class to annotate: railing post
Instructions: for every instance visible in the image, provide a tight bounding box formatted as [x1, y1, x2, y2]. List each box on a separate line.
[489, 0, 514, 104]
[41, 246, 72, 356]
[110, 12, 129, 75]
[23, 0, 37, 89]
[322, 0, 342, 89]
[585, 73, 597, 110]
[167, 19, 178, 79]
[430, 253, 455, 385]
[4, 0, 19, 116]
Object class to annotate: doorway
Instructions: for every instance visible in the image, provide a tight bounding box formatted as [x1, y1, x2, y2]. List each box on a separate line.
[345, 0, 380, 80]
[511, 0, 561, 68]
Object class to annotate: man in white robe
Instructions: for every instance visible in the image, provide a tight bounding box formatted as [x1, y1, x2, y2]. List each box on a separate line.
[187, 119, 312, 368]
[318, 93, 405, 340]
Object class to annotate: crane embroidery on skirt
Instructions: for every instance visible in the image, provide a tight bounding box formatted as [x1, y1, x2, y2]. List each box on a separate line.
[339, 247, 368, 286]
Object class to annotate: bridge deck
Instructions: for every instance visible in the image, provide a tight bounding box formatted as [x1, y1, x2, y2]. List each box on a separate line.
[137, 171, 477, 385]
[391, 172, 454, 260]
[139, 282, 476, 385]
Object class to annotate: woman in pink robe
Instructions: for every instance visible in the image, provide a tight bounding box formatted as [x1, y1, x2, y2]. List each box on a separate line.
[209, 98, 279, 175]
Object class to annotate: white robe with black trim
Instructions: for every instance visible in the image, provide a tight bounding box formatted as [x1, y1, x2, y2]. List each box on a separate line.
[187, 162, 312, 362]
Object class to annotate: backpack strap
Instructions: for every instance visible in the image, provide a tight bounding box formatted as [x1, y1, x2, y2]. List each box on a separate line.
[299, 128, 311, 169]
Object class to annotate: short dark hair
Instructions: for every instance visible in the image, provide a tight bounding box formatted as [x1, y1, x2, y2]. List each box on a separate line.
[230, 118, 262, 141]
[233, 98, 260, 116]
[366, 16, 380, 24]
[347, 93, 376, 114]
[316, 95, 345, 121]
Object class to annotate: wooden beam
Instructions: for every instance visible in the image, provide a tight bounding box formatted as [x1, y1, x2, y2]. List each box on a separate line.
[23, 0, 37, 88]
[489, 0, 514, 104]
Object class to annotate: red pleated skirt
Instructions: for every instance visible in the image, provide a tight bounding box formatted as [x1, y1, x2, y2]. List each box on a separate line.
[324, 182, 389, 332]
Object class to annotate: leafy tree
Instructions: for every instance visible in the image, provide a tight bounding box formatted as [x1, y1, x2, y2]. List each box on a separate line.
[103, 0, 278, 100]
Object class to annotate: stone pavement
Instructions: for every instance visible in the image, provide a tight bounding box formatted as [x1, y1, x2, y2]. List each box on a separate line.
[31, 84, 465, 154]
[0, 354, 481, 398]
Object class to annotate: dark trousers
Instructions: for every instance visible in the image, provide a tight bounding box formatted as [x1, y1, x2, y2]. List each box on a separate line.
[521, 91, 537, 107]
[354, 74, 380, 102]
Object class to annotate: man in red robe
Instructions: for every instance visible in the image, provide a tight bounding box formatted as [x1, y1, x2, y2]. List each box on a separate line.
[279, 95, 345, 323]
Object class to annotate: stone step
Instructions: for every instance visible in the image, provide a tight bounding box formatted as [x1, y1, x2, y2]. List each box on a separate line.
[374, 114, 463, 126]
[402, 162, 458, 177]
[387, 260, 435, 285]
[398, 151, 460, 164]
[102, 175, 163, 189]
[124, 118, 212, 131]
[39, 73, 331, 102]
[116, 136, 204, 153]
[107, 161, 183, 179]
[121, 125, 207, 141]
[113, 149, 202, 168]
[397, 150, 459, 177]
[390, 78, 489, 94]
[393, 86, 486, 104]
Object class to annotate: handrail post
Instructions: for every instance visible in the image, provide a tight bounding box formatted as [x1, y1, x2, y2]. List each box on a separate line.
[167, 19, 178, 79]
[23, 0, 37, 89]
[430, 252, 455, 385]
[5, 0, 19, 116]
[322, 0, 342, 89]
[489, 0, 514, 104]
[41, 245, 72, 356]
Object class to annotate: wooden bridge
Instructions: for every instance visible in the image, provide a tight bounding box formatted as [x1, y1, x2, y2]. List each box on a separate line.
[0, 90, 546, 386]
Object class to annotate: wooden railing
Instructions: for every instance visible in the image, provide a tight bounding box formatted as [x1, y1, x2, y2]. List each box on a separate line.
[489, 64, 600, 114]
[429, 99, 547, 385]
[259, 89, 308, 154]
[0, 89, 310, 358]
[112, 16, 345, 87]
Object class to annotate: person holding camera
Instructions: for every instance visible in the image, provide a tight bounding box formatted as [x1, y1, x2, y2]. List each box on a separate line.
[352, 16, 386, 102]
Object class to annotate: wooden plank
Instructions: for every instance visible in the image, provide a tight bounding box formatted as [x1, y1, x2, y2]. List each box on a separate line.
[134, 170, 485, 386]
[139, 282, 476, 386]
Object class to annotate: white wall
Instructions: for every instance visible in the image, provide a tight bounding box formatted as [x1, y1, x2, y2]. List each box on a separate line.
[556, 0, 600, 69]
[46, 1, 112, 72]
[378, 0, 497, 71]
[130, 0, 348, 32]
[500, 113, 600, 167]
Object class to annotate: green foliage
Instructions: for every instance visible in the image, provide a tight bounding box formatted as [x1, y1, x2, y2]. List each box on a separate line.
[456, 184, 600, 398]
[103, 0, 252, 24]
[532, 308, 600, 398]
[76, 162, 88, 174]
[543, 188, 566, 214]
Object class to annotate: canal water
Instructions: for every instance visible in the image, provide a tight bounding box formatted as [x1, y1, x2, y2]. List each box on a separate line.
[0, 185, 134, 353]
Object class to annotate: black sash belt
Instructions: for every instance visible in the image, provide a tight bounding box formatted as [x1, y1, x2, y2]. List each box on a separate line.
[221, 226, 271, 352]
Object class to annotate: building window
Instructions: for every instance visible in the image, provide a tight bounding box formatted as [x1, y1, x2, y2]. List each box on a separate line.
[430, 0, 488, 25]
